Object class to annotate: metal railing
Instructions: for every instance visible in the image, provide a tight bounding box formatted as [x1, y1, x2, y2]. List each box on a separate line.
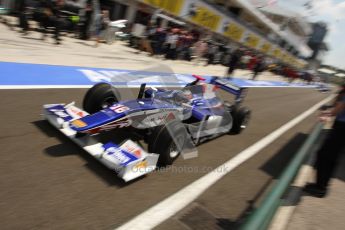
[240, 122, 324, 230]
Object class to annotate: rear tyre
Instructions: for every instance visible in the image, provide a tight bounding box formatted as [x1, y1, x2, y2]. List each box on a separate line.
[148, 120, 187, 166]
[83, 83, 121, 114]
[230, 107, 251, 134]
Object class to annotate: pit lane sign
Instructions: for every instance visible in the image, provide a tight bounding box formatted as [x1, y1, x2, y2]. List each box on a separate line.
[190, 5, 221, 31]
[260, 42, 271, 54]
[143, 0, 184, 15]
[244, 33, 260, 49]
[223, 22, 245, 42]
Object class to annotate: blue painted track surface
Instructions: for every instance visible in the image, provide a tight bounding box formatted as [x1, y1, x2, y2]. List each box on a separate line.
[0, 61, 314, 88]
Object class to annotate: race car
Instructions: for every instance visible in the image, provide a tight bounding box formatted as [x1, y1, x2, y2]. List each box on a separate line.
[43, 75, 251, 182]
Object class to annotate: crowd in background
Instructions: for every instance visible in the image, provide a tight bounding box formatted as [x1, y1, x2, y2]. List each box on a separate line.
[131, 24, 312, 82]
[7, 0, 317, 83]
[14, 0, 104, 44]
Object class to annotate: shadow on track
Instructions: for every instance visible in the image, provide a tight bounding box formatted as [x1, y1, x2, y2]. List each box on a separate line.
[178, 179, 273, 230]
[180, 133, 310, 229]
[32, 120, 147, 188]
[260, 133, 308, 179]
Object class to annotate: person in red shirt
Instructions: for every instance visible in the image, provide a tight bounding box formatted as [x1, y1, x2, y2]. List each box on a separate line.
[247, 54, 257, 71]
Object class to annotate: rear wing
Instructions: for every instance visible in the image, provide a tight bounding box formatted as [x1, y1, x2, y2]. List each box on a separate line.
[209, 77, 247, 103]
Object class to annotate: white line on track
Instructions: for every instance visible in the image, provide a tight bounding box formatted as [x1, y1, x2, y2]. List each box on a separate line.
[116, 95, 334, 230]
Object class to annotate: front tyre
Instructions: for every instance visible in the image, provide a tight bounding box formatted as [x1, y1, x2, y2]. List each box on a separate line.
[83, 83, 121, 114]
[148, 120, 187, 166]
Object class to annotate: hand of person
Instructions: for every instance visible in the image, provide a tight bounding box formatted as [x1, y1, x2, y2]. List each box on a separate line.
[318, 110, 332, 122]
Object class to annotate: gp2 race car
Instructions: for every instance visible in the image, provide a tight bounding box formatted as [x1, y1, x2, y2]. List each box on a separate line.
[43, 75, 251, 182]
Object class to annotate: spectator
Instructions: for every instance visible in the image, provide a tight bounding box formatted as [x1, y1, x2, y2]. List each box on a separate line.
[226, 48, 242, 77]
[247, 53, 257, 71]
[252, 55, 265, 80]
[176, 30, 189, 60]
[205, 42, 218, 66]
[303, 71, 314, 84]
[304, 83, 345, 198]
[283, 66, 298, 83]
[192, 39, 208, 65]
[165, 29, 179, 59]
[155, 27, 167, 56]
[184, 32, 194, 61]
[240, 50, 251, 69]
[139, 24, 155, 55]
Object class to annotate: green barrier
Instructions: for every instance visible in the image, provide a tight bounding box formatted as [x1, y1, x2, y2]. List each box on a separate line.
[240, 122, 324, 230]
[0, 7, 9, 15]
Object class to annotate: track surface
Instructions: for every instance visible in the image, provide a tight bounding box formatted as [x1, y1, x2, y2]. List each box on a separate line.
[0, 87, 329, 229]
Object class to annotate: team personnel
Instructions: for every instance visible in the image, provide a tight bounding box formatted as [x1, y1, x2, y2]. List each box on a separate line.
[39, 0, 64, 44]
[304, 83, 345, 197]
[18, 0, 29, 34]
[226, 48, 242, 77]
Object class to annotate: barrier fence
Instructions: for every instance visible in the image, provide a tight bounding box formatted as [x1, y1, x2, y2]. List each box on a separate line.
[240, 122, 324, 230]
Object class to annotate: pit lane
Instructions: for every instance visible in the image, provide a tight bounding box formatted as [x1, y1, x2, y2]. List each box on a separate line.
[0, 87, 329, 229]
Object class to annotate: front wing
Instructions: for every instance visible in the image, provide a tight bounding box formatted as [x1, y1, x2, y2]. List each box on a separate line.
[43, 102, 159, 182]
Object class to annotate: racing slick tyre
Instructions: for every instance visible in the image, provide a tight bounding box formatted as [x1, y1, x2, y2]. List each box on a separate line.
[83, 83, 121, 114]
[230, 107, 251, 134]
[148, 120, 187, 167]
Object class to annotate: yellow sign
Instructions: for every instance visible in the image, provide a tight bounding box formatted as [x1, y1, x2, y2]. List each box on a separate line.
[144, 0, 184, 15]
[244, 33, 260, 48]
[190, 5, 221, 31]
[287, 55, 293, 65]
[260, 42, 271, 54]
[272, 48, 281, 58]
[284, 54, 292, 64]
[223, 23, 244, 41]
[280, 52, 287, 62]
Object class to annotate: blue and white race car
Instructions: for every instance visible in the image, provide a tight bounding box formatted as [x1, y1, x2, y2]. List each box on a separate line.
[43, 75, 251, 181]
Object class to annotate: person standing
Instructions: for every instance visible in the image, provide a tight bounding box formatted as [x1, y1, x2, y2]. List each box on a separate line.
[165, 29, 179, 60]
[205, 42, 218, 66]
[226, 48, 242, 77]
[94, 10, 110, 47]
[156, 27, 167, 56]
[192, 39, 207, 65]
[39, 0, 63, 44]
[80, 0, 93, 40]
[247, 53, 257, 71]
[304, 83, 345, 197]
[252, 56, 265, 80]
[18, 0, 29, 35]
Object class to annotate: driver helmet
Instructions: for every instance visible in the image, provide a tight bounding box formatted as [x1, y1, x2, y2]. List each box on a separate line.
[181, 88, 193, 100]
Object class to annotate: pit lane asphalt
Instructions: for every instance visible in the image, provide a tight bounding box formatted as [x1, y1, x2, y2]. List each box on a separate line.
[0, 87, 329, 229]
